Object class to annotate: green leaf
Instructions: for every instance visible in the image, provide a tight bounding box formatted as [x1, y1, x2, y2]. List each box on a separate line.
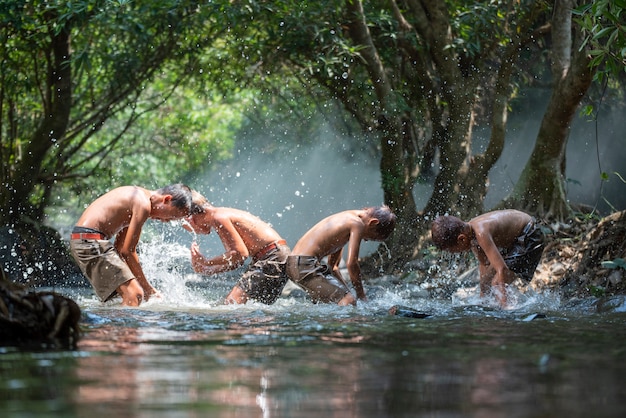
[593, 26, 615, 40]
[589, 285, 606, 297]
[601, 258, 626, 270]
[614, 171, 626, 184]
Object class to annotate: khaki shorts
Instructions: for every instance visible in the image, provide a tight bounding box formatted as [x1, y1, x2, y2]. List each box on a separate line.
[285, 255, 350, 303]
[69, 239, 135, 302]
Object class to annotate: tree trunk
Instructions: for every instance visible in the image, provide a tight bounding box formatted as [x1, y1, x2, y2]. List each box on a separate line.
[1, 22, 72, 225]
[503, 0, 595, 219]
[412, 1, 477, 217]
[455, 14, 549, 216]
[345, 0, 419, 232]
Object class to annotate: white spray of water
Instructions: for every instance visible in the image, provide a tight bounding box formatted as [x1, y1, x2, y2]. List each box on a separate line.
[179, 219, 198, 243]
[73, 223, 563, 317]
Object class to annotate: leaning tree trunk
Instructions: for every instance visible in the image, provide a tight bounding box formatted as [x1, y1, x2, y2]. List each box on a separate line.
[406, 0, 480, 219]
[502, 0, 595, 220]
[345, 0, 420, 268]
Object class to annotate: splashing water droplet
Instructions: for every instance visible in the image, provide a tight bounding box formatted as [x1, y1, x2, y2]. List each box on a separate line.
[179, 219, 198, 243]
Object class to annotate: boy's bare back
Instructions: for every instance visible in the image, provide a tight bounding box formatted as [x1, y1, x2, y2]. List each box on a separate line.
[291, 210, 363, 258]
[74, 186, 151, 238]
[469, 209, 532, 250]
[210, 207, 283, 255]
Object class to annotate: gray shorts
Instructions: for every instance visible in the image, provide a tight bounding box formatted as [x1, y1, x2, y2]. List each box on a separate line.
[285, 255, 350, 303]
[69, 238, 134, 302]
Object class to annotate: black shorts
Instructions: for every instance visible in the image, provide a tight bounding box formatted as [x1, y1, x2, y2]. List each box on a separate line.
[502, 219, 545, 281]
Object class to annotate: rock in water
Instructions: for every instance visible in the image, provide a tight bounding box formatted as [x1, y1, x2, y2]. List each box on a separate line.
[1, 271, 81, 349]
[388, 305, 432, 318]
[521, 313, 547, 322]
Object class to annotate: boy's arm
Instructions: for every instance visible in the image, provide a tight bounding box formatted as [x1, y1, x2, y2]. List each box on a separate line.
[345, 227, 366, 301]
[328, 248, 350, 288]
[191, 218, 248, 275]
[474, 231, 514, 306]
[115, 211, 156, 297]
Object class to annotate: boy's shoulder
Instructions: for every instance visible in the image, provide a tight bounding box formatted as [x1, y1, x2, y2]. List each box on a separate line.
[326, 209, 361, 220]
[102, 185, 149, 198]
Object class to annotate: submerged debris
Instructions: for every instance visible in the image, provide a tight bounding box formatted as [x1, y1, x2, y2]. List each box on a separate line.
[1, 269, 81, 349]
[388, 305, 432, 318]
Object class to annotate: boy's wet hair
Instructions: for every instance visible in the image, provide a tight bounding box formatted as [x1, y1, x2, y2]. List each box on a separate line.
[365, 205, 397, 240]
[431, 215, 465, 249]
[189, 190, 212, 214]
[156, 183, 194, 213]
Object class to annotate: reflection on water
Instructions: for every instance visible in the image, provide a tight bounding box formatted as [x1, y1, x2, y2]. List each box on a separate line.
[2, 284, 626, 418]
[2, 238, 626, 417]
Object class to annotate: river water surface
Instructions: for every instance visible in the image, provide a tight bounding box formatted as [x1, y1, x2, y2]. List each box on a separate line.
[2, 242, 626, 418]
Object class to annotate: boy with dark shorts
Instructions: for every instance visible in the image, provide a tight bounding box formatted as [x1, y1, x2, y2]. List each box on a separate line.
[430, 209, 545, 307]
[69, 184, 195, 306]
[285, 206, 396, 306]
[184, 192, 290, 305]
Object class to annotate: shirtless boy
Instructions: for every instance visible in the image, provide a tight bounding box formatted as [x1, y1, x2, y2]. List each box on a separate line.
[184, 192, 290, 305]
[69, 184, 195, 306]
[285, 206, 396, 306]
[430, 209, 545, 306]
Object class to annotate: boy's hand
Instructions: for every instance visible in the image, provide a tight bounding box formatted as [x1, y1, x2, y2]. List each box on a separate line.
[144, 287, 162, 301]
[190, 242, 209, 273]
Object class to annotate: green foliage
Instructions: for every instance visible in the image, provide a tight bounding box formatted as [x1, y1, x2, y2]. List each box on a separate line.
[0, 0, 240, 225]
[589, 284, 606, 297]
[47, 73, 245, 226]
[450, 1, 513, 56]
[574, 0, 626, 80]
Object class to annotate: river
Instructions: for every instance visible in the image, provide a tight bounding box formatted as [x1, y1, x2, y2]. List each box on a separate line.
[2, 240, 626, 418]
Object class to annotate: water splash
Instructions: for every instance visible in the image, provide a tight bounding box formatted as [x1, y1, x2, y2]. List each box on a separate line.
[68, 230, 564, 320]
[178, 219, 197, 243]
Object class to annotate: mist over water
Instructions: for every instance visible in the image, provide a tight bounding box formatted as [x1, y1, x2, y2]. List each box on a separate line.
[483, 89, 626, 213]
[184, 140, 388, 256]
[182, 95, 626, 261]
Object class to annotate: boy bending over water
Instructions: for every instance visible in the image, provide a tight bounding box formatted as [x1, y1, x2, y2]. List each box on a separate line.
[69, 184, 195, 306]
[286, 206, 396, 306]
[184, 192, 290, 305]
[431, 209, 545, 307]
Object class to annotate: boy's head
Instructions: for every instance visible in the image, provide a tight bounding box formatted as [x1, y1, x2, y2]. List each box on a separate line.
[364, 206, 397, 240]
[431, 215, 468, 252]
[151, 183, 194, 220]
[156, 183, 194, 209]
[189, 190, 212, 214]
[183, 190, 213, 234]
